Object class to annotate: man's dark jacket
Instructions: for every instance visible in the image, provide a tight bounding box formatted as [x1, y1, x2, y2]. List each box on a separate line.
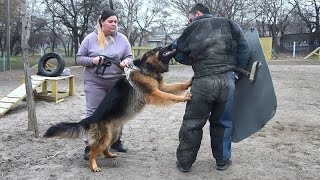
[175, 14, 250, 78]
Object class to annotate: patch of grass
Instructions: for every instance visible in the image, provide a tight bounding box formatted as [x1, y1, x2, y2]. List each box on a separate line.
[1, 55, 78, 70]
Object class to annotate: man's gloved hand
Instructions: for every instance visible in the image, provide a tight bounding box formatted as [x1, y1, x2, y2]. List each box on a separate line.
[171, 39, 178, 49]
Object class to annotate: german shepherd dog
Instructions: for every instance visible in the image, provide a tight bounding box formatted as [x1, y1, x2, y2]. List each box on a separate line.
[44, 46, 192, 172]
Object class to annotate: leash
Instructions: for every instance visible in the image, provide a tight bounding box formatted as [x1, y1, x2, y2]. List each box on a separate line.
[94, 55, 120, 77]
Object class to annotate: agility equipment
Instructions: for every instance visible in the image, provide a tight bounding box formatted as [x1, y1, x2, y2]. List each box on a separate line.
[304, 47, 320, 60]
[37, 52, 65, 77]
[0, 75, 74, 116]
[0, 79, 44, 116]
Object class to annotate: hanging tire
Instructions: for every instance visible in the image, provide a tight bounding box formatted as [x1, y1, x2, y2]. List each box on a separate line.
[37, 52, 65, 77]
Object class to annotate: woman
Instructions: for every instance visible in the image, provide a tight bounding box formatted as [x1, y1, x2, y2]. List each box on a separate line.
[76, 9, 133, 160]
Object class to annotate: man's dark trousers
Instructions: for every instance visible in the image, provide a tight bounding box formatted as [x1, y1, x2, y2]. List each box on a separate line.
[176, 71, 235, 167]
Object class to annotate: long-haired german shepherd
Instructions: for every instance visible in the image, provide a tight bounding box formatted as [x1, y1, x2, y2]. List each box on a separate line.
[44, 46, 192, 172]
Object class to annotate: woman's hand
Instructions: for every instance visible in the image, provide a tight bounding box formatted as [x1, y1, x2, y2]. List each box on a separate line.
[92, 56, 100, 65]
[120, 59, 130, 68]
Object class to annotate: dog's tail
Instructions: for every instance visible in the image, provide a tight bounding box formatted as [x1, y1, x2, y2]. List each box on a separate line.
[44, 122, 84, 139]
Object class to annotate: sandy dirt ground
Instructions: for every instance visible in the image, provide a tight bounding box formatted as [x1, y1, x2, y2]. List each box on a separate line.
[0, 62, 319, 180]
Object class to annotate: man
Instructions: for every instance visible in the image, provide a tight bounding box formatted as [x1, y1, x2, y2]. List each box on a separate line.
[173, 3, 250, 172]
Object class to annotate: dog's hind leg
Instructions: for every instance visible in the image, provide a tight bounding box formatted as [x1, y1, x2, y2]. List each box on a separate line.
[89, 145, 102, 172]
[102, 128, 118, 158]
[103, 149, 117, 158]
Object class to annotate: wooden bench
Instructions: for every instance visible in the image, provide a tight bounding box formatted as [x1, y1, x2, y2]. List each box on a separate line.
[30, 75, 75, 103]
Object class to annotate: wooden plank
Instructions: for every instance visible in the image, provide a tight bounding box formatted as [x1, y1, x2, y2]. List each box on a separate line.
[0, 107, 8, 115]
[0, 97, 20, 103]
[32, 83, 42, 88]
[6, 81, 43, 98]
[304, 47, 320, 59]
[0, 79, 45, 117]
[6, 85, 26, 98]
[31, 75, 74, 81]
[32, 80, 44, 85]
[21, 78, 44, 84]
[0, 102, 14, 108]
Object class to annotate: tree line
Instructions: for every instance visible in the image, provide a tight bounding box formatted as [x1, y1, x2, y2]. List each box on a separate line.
[0, 0, 319, 59]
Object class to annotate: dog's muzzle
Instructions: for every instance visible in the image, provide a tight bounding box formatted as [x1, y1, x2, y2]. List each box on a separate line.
[159, 46, 177, 65]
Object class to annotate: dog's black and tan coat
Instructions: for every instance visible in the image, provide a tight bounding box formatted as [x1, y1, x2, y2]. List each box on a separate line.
[44, 46, 192, 172]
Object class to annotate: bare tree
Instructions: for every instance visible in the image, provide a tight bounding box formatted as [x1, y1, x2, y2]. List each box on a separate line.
[0, 0, 22, 57]
[43, 0, 106, 57]
[252, 0, 295, 53]
[157, 11, 181, 45]
[109, 0, 115, 10]
[21, 0, 38, 137]
[292, 0, 320, 52]
[167, 0, 196, 17]
[167, 0, 248, 20]
[116, 0, 170, 47]
[116, 0, 141, 45]
[135, 0, 169, 46]
[28, 16, 48, 55]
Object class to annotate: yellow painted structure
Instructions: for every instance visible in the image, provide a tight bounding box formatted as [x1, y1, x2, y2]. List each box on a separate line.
[132, 46, 154, 59]
[304, 47, 320, 60]
[30, 75, 74, 103]
[132, 37, 273, 60]
[0, 75, 74, 116]
[259, 37, 273, 60]
[0, 79, 44, 116]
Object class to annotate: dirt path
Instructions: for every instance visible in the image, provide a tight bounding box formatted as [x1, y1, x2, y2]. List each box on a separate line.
[0, 64, 319, 179]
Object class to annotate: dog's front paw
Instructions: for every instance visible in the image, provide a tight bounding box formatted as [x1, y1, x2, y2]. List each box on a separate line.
[92, 167, 101, 172]
[183, 92, 192, 101]
[185, 79, 193, 89]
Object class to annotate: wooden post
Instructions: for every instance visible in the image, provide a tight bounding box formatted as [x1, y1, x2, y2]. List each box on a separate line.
[42, 81, 47, 93]
[5, 0, 10, 70]
[69, 76, 74, 96]
[51, 80, 58, 103]
[21, 0, 38, 137]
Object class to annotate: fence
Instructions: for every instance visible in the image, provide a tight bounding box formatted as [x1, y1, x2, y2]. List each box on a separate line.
[131, 46, 154, 59]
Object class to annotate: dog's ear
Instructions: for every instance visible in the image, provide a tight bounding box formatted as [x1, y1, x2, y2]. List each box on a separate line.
[133, 59, 142, 66]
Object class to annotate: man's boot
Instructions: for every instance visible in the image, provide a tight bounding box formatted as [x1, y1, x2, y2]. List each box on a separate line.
[83, 146, 90, 160]
[110, 139, 127, 153]
[216, 160, 232, 170]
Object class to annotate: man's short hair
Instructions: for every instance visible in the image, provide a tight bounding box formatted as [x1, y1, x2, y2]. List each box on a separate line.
[189, 3, 210, 14]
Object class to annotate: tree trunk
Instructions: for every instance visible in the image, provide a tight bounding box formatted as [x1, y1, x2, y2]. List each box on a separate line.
[109, 0, 114, 10]
[70, 39, 74, 57]
[73, 30, 78, 58]
[67, 40, 70, 57]
[5, 0, 11, 71]
[51, 16, 56, 52]
[308, 29, 315, 52]
[21, 0, 39, 137]
[62, 41, 67, 57]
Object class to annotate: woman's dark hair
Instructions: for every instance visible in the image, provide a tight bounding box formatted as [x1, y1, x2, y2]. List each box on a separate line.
[97, 9, 117, 49]
[189, 3, 210, 14]
[100, 9, 117, 22]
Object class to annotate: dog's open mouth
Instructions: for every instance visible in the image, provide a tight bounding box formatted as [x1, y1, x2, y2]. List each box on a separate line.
[162, 49, 176, 57]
